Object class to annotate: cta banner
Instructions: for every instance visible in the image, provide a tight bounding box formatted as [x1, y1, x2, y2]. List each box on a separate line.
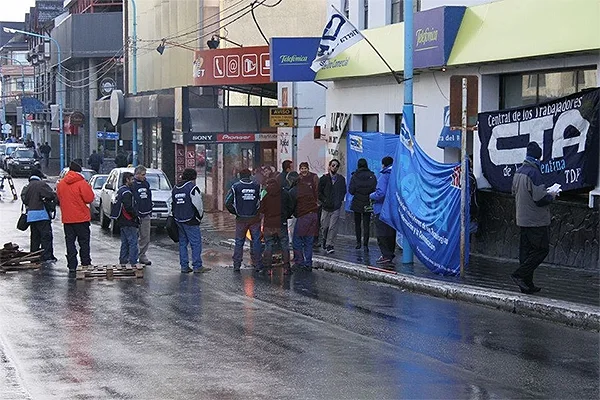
[380, 110, 468, 275]
[345, 131, 398, 212]
[437, 105, 461, 148]
[270, 37, 320, 82]
[327, 112, 350, 162]
[478, 88, 600, 193]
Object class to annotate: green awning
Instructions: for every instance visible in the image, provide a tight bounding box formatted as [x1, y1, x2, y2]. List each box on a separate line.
[448, 0, 600, 66]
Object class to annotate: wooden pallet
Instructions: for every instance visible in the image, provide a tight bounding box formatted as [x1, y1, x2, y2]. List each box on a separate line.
[0, 245, 43, 273]
[75, 264, 145, 280]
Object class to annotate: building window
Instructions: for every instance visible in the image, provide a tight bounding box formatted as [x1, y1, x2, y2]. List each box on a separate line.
[362, 114, 379, 132]
[391, 0, 421, 24]
[500, 67, 596, 109]
[343, 0, 350, 19]
[364, 0, 369, 29]
[394, 114, 403, 134]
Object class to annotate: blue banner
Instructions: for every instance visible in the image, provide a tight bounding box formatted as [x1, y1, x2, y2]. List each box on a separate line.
[380, 111, 468, 275]
[345, 131, 398, 212]
[437, 106, 461, 148]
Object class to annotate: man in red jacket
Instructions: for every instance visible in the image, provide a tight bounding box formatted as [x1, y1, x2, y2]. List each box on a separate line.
[56, 161, 95, 273]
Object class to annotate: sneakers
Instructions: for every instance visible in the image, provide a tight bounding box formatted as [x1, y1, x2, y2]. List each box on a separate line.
[233, 264, 241, 272]
[193, 267, 211, 273]
[139, 258, 152, 266]
[181, 267, 193, 274]
[376, 256, 393, 265]
[326, 245, 335, 254]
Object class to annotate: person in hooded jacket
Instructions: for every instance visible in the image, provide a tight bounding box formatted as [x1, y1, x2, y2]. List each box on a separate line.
[111, 172, 139, 267]
[369, 156, 396, 266]
[56, 161, 95, 273]
[349, 158, 377, 251]
[21, 169, 56, 262]
[259, 177, 293, 274]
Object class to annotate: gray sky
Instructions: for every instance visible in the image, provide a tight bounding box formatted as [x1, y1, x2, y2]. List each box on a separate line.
[1, 0, 37, 22]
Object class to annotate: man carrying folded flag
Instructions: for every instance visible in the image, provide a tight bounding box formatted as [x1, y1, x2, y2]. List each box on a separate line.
[310, 5, 365, 72]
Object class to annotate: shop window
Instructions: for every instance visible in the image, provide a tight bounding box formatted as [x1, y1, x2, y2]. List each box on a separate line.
[391, 0, 421, 24]
[501, 67, 596, 108]
[362, 114, 379, 132]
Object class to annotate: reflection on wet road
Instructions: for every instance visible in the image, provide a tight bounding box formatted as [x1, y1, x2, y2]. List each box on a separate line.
[0, 182, 597, 399]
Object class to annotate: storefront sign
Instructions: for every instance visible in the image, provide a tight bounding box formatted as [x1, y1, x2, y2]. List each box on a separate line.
[413, 6, 465, 69]
[256, 133, 278, 142]
[269, 107, 295, 127]
[186, 133, 216, 144]
[217, 133, 255, 142]
[69, 111, 85, 126]
[193, 46, 271, 86]
[478, 88, 600, 193]
[270, 37, 320, 82]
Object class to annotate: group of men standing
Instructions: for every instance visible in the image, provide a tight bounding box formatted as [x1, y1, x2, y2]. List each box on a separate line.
[20, 162, 155, 275]
[224, 157, 398, 274]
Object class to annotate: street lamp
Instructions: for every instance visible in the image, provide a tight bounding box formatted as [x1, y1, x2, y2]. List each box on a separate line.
[0, 56, 27, 141]
[130, 0, 138, 166]
[3, 27, 64, 170]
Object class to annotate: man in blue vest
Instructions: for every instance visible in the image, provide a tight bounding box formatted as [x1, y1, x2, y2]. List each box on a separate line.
[133, 166, 153, 265]
[225, 168, 263, 272]
[110, 172, 139, 267]
[172, 168, 209, 274]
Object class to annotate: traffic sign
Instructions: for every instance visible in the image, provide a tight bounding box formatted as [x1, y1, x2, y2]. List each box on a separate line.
[269, 108, 295, 127]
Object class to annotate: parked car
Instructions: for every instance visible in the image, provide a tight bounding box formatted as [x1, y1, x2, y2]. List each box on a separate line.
[49, 166, 96, 192]
[0, 143, 25, 171]
[89, 174, 109, 219]
[99, 167, 172, 233]
[5, 147, 41, 177]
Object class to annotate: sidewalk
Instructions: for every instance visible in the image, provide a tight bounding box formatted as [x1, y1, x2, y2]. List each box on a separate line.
[202, 211, 600, 330]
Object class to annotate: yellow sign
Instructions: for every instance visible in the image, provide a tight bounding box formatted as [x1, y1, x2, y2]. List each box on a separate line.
[269, 107, 295, 127]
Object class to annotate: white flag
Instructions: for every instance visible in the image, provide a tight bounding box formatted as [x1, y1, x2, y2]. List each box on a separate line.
[310, 6, 364, 72]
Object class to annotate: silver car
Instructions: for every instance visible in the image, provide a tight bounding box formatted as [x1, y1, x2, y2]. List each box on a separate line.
[99, 167, 172, 233]
[89, 174, 109, 219]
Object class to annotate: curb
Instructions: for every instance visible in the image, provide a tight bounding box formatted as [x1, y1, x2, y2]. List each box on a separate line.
[217, 239, 599, 331]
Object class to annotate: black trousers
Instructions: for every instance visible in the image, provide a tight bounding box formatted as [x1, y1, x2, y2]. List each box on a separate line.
[64, 222, 91, 270]
[375, 214, 396, 259]
[514, 226, 549, 285]
[30, 220, 54, 261]
[353, 211, 372, 245]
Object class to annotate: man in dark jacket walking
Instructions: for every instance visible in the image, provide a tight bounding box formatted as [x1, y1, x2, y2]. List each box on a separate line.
[318, 159, 346, 254]
[511, 142, 557, 294]
[349, 158, 377, 250]
[225, 168, 262, 272]
[111, 172, 139, 266]
[21, 169, 56, 262]
[370, 156, 396, 266]
[87, 150, 103, 173]
[259, 177, 293, 274]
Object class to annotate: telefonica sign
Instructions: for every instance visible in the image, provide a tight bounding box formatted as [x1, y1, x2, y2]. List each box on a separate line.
[413, 6, 466, 69]
[270, 37, 321, 82]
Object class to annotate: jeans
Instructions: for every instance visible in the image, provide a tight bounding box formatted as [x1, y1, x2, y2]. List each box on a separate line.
[30, 219, 54, 261]
[119, 226, 139, 265]
[64, 222, 91, 270]
[375, 214, 396, 259]
[138, 215, 151, 261]
[178, 222, 203, 271]
[263, 225, 290, 267]
[320, 208, 341, 247]
[514, 226, 549, 285]
[293, 213, 317, 267]
[233, 219, 262, 268]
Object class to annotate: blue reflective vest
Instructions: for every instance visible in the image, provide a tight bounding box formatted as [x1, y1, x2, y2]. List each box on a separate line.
[133, 179, 152, 216]
[230, 179, 260, 218]
[172, 181, 196, 223]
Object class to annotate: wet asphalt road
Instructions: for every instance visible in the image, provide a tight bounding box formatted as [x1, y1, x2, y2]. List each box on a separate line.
[0, 177, 598, 399]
